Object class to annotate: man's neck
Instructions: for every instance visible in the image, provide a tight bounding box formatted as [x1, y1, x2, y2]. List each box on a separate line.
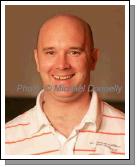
[42, 92, 91, 138]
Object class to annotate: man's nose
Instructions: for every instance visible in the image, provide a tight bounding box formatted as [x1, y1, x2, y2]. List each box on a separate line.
[55, 54, 71, 70]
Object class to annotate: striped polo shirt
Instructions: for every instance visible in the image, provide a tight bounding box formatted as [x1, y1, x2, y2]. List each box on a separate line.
[5, 90, 125, 155]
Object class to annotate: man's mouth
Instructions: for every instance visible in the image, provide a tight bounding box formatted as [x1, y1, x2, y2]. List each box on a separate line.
[52, 74, 75, 80]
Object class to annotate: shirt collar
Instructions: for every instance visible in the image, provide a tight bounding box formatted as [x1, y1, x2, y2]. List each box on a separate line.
[29, 90, 50, 135]
[32, 89, 102, 134]
[35, 89, 50, 127]
[80, 90, 102, 131]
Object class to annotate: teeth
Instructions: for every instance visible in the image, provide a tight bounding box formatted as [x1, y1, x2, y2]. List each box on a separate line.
[53, 74, 74, 80]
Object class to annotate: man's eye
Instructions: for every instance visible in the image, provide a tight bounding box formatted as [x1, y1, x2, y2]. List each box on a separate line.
[69, 51, 81, 56]
[45, 51, 55, 55]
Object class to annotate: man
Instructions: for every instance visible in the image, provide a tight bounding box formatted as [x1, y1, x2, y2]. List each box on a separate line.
[5, 14, 125, 155]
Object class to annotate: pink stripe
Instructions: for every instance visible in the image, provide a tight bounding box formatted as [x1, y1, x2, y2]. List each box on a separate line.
[74, 149, 125, 155]
[79, 130, 125, 135]
[112, 151, 125, 155]
[103, 114, 125, 120]
[6, 123, 30, 129]
[5, 132, 52, 144]
[74, 149, 96, 152]
[32, 149, 59, 155]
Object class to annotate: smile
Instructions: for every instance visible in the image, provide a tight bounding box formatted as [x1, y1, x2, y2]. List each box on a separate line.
[52, 74, 75, 80]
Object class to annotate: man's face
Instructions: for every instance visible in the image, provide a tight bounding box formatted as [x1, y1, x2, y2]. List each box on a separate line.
[34, 17, 97, 101]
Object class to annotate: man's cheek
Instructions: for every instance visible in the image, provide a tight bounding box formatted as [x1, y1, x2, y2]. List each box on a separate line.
[40, 63, 52, 72]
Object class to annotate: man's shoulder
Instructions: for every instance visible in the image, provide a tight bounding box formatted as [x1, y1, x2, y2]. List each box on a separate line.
[102, 101, 125, 119]
[5, 106, 36, 140]
[6, 107, 36, 126]
[100, 101, 125, 132]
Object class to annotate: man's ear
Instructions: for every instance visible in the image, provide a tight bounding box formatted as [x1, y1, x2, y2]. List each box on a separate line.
[90, 48, 99, 71]
[34, 49, 40, 72]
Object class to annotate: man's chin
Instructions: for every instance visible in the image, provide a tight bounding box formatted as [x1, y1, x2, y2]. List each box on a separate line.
[51, 91, 82, 103]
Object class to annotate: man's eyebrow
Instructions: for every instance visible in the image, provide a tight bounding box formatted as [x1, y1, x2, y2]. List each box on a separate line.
[42, 47, 84, 52]
[69, 47, 84, 51]
[42, 47, 55, 51]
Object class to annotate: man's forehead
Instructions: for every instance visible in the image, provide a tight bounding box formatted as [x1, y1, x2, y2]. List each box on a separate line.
[36, 14, 94, 49]
[40, 14, 87, 31]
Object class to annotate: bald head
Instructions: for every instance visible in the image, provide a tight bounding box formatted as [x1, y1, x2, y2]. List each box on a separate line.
[36, 14, 94, 50]
[34, 14, 98, 101]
